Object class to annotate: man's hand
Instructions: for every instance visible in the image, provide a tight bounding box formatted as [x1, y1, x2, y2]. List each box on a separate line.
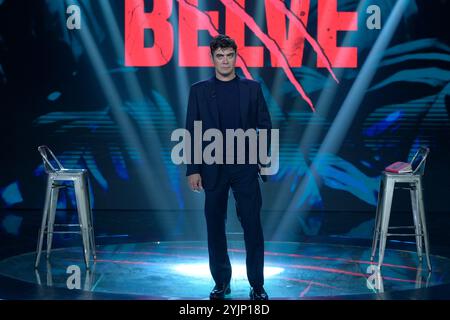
[188, 174, 203, 192]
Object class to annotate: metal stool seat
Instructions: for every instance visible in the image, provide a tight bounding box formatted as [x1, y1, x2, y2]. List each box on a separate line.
[370, 146, 431, 271]
[35, 146, 96, 269]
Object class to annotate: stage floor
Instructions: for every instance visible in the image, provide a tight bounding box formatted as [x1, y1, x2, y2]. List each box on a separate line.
[0, 241, 449, 300]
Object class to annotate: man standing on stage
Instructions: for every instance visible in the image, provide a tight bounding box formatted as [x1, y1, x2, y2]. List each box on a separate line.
[185, 34, 272, 300]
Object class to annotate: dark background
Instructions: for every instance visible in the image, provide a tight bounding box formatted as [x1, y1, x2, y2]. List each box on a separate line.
[0, 0, 449, 247]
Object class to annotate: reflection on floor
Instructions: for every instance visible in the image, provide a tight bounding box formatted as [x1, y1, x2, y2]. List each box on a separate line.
[0, 241, 448, 299]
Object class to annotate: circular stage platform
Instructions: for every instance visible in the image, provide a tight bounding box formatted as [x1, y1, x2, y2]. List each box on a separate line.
[0, 241, 449, 300]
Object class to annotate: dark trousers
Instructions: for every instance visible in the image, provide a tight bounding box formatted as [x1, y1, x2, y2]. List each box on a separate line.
[204, 165, 264, 288]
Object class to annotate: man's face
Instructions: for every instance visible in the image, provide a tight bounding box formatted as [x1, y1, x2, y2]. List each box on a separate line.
[211, 47, 237, 77]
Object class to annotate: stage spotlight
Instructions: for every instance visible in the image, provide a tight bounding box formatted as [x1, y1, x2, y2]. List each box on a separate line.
[272, 0, 411, 240]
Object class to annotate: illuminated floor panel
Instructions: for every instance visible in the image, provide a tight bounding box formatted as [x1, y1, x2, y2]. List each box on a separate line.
[0, 241, 448, 299]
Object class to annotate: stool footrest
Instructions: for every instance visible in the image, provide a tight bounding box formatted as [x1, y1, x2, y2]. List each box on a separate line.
[44, 230, 82, 234]
[395, 187, 417, 190]
[388, 226, 416, 229]
[386, 233, 424, 237]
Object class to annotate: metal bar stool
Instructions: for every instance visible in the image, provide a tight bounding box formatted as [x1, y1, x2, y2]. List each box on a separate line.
[370, 146, 431, 271]
[35, 146, 96, 269]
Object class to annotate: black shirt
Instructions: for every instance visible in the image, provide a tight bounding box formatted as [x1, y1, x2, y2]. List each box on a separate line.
[214, 76, 242, 165]
[215, 76, 241, 132]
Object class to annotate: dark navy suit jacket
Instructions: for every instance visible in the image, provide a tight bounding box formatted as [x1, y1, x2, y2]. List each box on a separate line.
[185, 75, 272, 190]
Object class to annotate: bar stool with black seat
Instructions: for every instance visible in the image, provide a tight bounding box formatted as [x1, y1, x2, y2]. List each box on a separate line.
[35, 145, 96, 269]
[370, 146, 431, 272]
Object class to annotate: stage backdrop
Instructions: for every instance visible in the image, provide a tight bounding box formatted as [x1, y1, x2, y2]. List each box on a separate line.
[0, 0, 449, 238]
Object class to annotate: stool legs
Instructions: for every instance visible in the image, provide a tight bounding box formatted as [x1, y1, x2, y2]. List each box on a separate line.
[83, 175, 96, 260]
[371, 175, 432, 272]
[35, 177, 52, 268]
[88, 210, 96, 260]
[46, 185, 60, 259]
[377, 178, 395, 269]
[74, 175, 95, 268]
[371, 178, 385, 261]
[417, 178, 432, 271]
[410, 186, 423, 261]
[36, 173, 96, 269]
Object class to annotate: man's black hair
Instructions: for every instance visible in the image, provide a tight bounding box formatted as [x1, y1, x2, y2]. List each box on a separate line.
[210, 34, 237, 56]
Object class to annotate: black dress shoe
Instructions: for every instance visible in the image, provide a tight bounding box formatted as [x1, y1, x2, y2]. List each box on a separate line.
[249, 287, 269, 300]
[210, 283, 231, 300]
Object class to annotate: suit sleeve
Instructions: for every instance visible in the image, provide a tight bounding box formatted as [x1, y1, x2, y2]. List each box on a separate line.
[185, 85, 201, 176]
